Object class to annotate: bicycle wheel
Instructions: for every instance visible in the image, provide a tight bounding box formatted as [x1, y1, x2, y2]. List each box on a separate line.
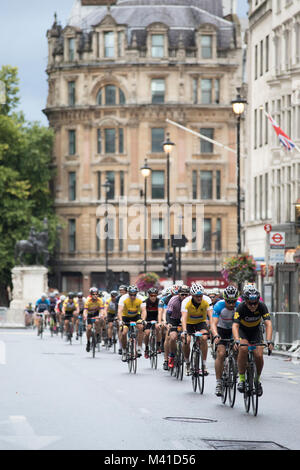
[252, 362, 259, 416]
[221, 360, 228, 404]
[175, 342, 184, 381]
[198, 349, 205, 394]
[127, 340, 133, 373]
[150, 334, 157, 370]
[191, 346, 199, 392]
[132, 339, 137, 374]
[228, 356, 237, 408]
[92, 331, 96, 358]
[244, 366, 251, 413]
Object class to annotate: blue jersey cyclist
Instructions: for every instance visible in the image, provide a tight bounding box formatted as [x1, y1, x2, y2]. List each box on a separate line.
[35, 294, 50, 314]
[211, 285, 240, 397]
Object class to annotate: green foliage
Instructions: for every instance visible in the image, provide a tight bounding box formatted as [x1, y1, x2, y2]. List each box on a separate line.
[222, 254, 257, 286]
[0, 66, 59, 302]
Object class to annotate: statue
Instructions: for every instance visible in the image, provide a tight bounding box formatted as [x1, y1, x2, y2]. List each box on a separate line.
[14, 218, 49, 266]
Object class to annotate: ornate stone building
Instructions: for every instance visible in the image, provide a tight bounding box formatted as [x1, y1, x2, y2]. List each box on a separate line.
[44, 0, 243, 293]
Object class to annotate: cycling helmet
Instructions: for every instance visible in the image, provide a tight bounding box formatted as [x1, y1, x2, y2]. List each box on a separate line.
[89, 287, 98, 295]
[243, 286, 260, 302]
[179, 285, 190, 295]
[190, 283, 204, 296]
[119, 285, 128, 292]
[41, 293, 47, 299]
[128, 285, 138, 295]
[110, 290, 118, 297]
[77, 291, 83, 297]
[223, 285, 239, 301]
[49, 292, 56, 298]
[171, 285, 181, 295]
[60, 295, 66, 301]
[148, 287, 158, 295]
[68, 292, 75, 299]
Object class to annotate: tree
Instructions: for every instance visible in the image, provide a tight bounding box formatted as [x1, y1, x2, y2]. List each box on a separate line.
[0, 66, 59, 305]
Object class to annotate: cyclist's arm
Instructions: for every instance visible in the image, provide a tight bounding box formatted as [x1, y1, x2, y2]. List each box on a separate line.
[232, 322, 240, 342]
[264, 319, 273, 343]
[210, 315, 219, 339]
[141, 303, 147, 322]
[118, 304, 124, 322]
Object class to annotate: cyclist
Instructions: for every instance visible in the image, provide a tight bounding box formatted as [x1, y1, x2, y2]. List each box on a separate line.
[206, 288, 223, 306]
[49, 292, 58, 334]
[62, 292, 79, 340]
[116, 285, 128, 355]
[211, 285, 240, 397]
[76, 292, 86, 340]
[181, 283, 211, 376]
[104, 290, 119, 347]
[118, 285, 145, 361]
[158, 286, 178, 371]
[83, 287, 104, 352]
[35, 294, 50, 333]
[232, 286, 274, 397]
[24, 302, 34, 327]
[142, 287, 161, 359]
[166, 285, 190, 369]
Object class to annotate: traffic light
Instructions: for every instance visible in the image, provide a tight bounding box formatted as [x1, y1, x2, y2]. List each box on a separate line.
[163, 253, 174, 278]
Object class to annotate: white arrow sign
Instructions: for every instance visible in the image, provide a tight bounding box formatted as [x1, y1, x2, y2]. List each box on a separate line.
[0, 416, 60, 450]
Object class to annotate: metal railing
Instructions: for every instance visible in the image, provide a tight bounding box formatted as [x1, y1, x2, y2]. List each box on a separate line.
[270, 312, 300, 350]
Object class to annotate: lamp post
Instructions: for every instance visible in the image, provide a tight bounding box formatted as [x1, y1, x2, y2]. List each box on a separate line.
[140, 158, 152, 273]
[102, 178, 112, 290]
[232, 88, 247, 255]
[162, 133, 175, 258]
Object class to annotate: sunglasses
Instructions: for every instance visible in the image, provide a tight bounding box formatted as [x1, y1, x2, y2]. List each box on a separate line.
[226, 300, 236, 304]
[247, 301, 258, 306]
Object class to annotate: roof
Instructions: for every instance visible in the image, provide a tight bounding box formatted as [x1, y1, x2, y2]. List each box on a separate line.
[67, 0, 234, 50]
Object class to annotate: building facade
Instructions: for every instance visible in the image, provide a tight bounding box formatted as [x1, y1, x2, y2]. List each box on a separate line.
[244, 0, 300, 310]
[44, 0, 243, 294]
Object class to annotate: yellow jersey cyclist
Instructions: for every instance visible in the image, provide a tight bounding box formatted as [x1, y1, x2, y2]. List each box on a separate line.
[118, 285, 146, 361]
[104, 290, 119, 348]
[83, 287, 104, 352]
[62, 292, 79, 339]
[232, 286, 274, 397]
[181, 283, 212, 376]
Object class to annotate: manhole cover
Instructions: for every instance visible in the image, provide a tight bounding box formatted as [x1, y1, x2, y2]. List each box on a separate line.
[203, 439, 288, 450]
[164, 417, 217, 424]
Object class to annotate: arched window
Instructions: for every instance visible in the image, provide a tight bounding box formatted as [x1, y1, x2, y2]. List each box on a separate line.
[96, 85, 126, 105]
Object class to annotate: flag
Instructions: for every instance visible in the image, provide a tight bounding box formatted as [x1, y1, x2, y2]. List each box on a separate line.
[267, 113, 296, 151]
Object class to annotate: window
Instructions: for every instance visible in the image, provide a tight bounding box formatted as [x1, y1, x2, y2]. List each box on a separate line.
[97, 171, 101, 199]
[193, 78, 198, 104]
[151, 171, 165, 199]
[260, 40, 263, 76]
[216, 218, 222, 251]
[68, 219, 76, 252]
[97, 85, 126, 105]
[200, 128, 214, 153]
[255, 44, 258, 79]
[265, 35, 269, 72]
[216, 170, 221, 199]
[105, 128, 116, 153]
[119, 218, 124, 252]
[200, 171, 213, 199]
[259, 108, 263, 147]
[192, 170, 197, 199]
[120, 171, 125, 197]
[215, 79, 220, 104]
[151, 218, 165, 250]
[97, 129, 102, 154]
[192, 218, 197, 250]
[107, 218, 114, 252]
[254, 109, 257, 149]
[265, 173, 268, 219]
[151, 128, 164, 152]
[68, 38, 75, 61]
[119, 128, 124, 153]
[104, 32, 114, 57]
[201, 79, 212, 104]
[68, 130, 76, 155]
[68, 81, 75, 106]
[254, 176, 257, 219]
[203, 218, 212, 251]
[68, 172, 76, 201]
[201, 35, 212, 59]
[106, 171, 115, 199]
[151, 79, 165, 104]
[118, 31, 122, 57]
[151, 34, 164, 58]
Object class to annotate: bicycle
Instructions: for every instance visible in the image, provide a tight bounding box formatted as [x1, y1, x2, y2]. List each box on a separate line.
[49, 314, 58, 337]
[89, 317, 100, 358]
[190, 332, 210, 394]
[219, 339, 238, 407]
[171, 325, 185, 381]
[148, 321, 158, 370]
[77, 314, 84, 344]
[111, 318, 118, 354]
[37, 313, 44, 339]
[240, 342, 271, 416]
[65, 317, 74, 345]
[126, 322, 138, 374]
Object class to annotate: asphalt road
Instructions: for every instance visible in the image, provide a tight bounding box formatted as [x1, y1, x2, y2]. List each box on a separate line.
[0, 328, 300, 451]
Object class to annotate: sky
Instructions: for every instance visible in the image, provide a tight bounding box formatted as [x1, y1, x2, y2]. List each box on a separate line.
[0, 0, 248, 126]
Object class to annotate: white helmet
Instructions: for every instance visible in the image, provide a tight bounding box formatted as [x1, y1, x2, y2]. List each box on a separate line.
[190, 283, 204, 296]
[60, 295, 66, 301]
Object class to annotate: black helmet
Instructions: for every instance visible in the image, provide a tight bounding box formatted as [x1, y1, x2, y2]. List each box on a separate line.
[179, 285, 190, 295]
[148, 287, 158, 295]
[110, 290, 118, 297]
[119, 285, 128, 292]
[223, 286, 239, 301]
[243, 286, 260, 302]
[68, 292, 75, 299]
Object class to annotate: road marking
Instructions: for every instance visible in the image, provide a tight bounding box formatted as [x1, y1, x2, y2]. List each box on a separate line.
[0, 341, 6, 365]
[0, 416, 60, 450]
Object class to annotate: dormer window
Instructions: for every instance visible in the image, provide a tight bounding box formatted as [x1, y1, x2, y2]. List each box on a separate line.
[97, 85, 126, 105]
[201, 35, 212, 59]
[104, 31, 115, 57]
[151, 34, 164, 58]
[68, 38, 75, 61]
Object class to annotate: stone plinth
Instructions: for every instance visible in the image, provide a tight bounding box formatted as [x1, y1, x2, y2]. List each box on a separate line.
[0, 266, 48, 328]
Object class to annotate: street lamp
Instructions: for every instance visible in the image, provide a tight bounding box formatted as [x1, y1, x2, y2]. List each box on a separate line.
[232, 88, 247, 255]
[162, 133, 175, 257]
[140, 158, 152, 273]
[102, 178, 112, 290]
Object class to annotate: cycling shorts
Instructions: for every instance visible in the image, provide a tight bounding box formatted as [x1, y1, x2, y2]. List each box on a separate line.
[187, 322, 209, 335]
